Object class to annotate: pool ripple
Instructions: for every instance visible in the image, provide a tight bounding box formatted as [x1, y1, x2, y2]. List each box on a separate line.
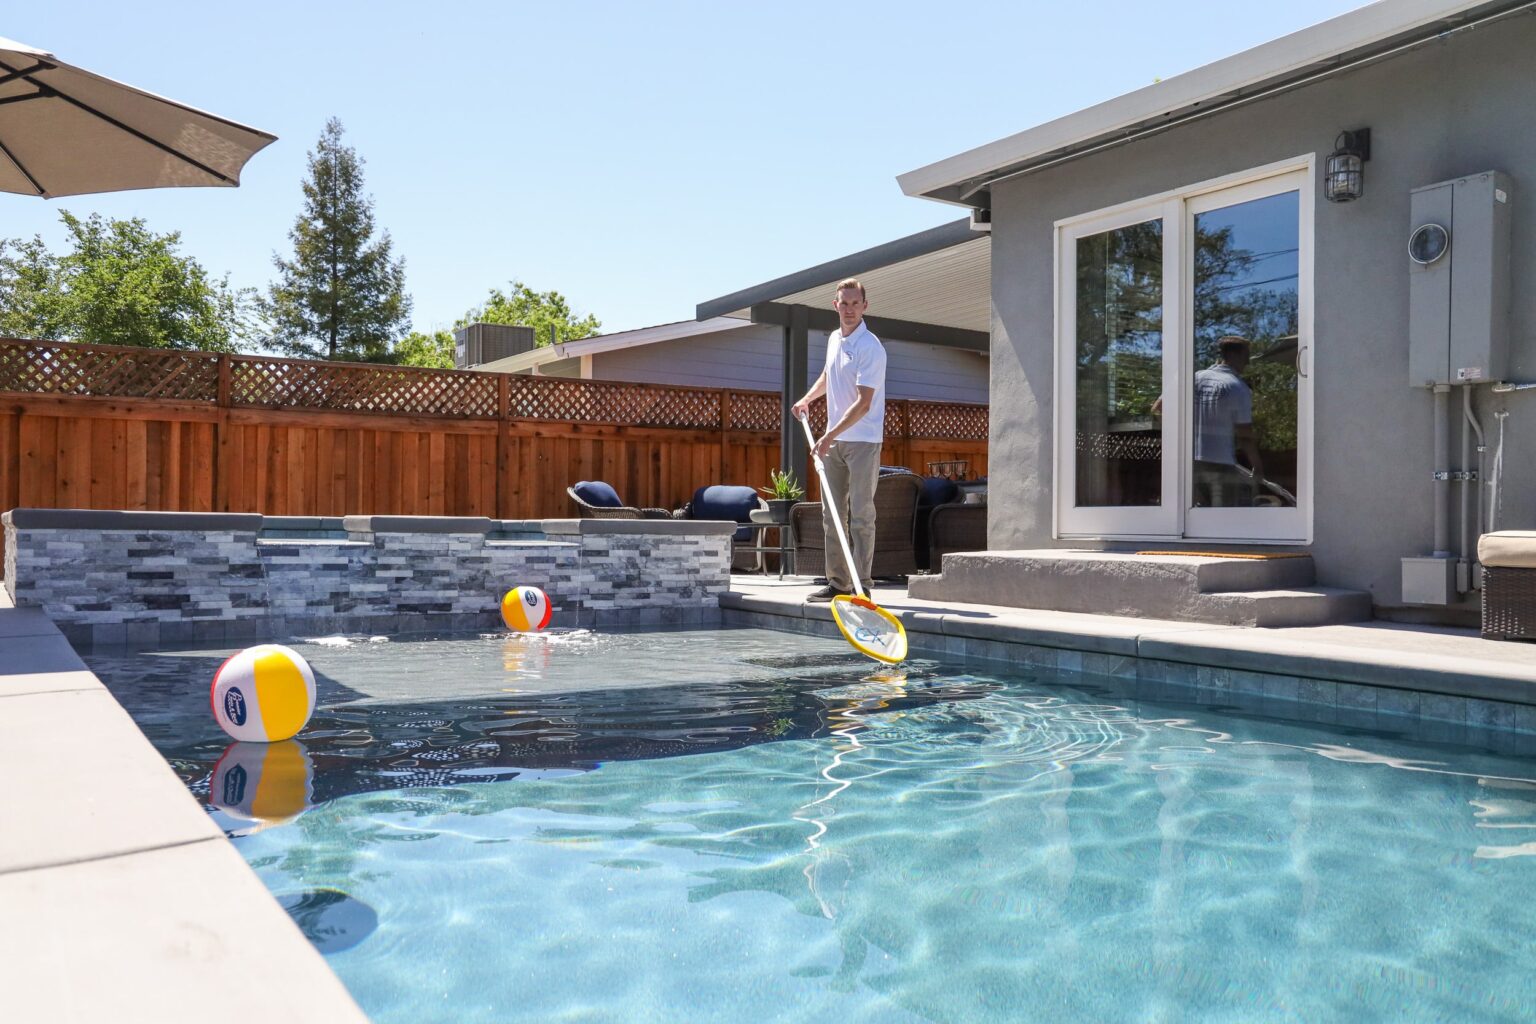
[86, 628, 1536, 1022]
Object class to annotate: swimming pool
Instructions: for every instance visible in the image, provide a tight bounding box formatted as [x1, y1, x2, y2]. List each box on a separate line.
[88, 628, 1536, 1022]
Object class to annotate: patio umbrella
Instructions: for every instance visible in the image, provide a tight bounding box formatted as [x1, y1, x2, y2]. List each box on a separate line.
[0, 35, 275, 198]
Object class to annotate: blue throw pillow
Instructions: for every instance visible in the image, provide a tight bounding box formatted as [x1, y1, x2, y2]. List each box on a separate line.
[688, 485, 760, 543]
[690, 485, 759, 522]
[918, 476, 960, 509]
[573, 480, 624, 507]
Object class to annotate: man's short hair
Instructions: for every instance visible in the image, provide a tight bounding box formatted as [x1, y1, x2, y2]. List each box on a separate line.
[835, 278, 867, 301]
[1217, 336, 1251, 360]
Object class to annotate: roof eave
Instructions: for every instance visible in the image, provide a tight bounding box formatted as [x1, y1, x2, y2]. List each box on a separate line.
[897, 0, 1517, 205]
[696, 218, 976, 321]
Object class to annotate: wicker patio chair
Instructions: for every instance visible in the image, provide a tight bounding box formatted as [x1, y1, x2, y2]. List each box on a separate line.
[927, 503, 988, 573]
[914, 476, 961, 572]
[566, 481, 673, 520]
[673, 484, 767, 572]
[791, 469, 923, 580]
[1479, 531, 1536, 641]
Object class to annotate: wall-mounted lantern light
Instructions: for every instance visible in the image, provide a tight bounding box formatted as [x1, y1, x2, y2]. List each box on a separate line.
[1324, 128, 1371, 202]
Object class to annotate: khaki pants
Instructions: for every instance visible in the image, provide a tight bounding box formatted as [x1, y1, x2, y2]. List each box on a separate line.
[819, 441, 881, 591]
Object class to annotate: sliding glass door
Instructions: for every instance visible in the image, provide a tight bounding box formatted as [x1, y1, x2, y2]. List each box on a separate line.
[1056, 164, 1312, 542]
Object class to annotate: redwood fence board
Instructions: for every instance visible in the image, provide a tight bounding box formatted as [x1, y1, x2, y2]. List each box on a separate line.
[0, 338, 989, 562]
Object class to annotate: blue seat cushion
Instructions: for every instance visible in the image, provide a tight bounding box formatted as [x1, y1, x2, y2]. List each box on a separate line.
[918, 476, 960, 509]
[689, 485, 759, 541]
[573, 480, 624, 508]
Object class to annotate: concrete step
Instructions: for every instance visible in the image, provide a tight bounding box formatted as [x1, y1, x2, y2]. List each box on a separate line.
[908, 550, 1372, 627]
[1195, 587, 1374, 628]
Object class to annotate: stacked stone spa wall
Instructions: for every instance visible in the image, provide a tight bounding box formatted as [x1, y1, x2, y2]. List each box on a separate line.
[2, 510, 734, 647]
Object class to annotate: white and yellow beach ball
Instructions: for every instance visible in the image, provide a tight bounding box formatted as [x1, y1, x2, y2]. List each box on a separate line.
[501, 586, 552, 632]
[210, 643, 317, 742]
[209, 739, 314, 827]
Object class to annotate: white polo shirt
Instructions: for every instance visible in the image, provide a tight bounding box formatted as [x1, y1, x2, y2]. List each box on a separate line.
[1192, 363, 1253, 465]
[823, 321, 887, 443]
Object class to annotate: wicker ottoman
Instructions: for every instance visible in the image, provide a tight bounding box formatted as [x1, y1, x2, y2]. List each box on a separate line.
[1479, 531, 1536, 641]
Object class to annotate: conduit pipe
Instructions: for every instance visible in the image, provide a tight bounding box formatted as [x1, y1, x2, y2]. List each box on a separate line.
[1460, 385, 1484, 593]
[1433, 385, 1452, 558]
[1490, 411, 1509, 533]
[1467, 387, 1486, 576]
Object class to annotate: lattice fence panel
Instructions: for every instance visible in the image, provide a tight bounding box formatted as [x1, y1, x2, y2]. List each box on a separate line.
[908, 400, 988, 440]
[0, 339, 220, 400]
[729, 392, 781, 431]
[883, 402, 908, 440]
[508, 377, 721, 428]
[1076, 432, 1161, 460]
[230, 358, 499, 416]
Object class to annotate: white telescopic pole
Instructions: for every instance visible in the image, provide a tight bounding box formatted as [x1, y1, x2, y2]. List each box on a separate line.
[798, 412, 866, 600]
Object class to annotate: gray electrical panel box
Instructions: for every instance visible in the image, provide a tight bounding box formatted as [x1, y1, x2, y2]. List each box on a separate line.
[1407, 170, 1512, 387]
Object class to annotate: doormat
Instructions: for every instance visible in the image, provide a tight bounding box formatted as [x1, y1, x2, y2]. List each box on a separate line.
[1134, 551, 1310, 559]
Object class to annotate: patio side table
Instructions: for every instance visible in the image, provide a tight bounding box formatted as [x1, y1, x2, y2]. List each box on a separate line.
[747, 507, 796, 579]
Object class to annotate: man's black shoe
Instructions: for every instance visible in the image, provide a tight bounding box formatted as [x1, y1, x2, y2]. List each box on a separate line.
[806, 585, 847, 602]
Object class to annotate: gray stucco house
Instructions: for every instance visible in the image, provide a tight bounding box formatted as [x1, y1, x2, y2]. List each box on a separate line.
[731, 0, 1531, 623]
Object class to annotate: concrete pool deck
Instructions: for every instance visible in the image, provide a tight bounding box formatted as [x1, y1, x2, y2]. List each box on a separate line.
[4, 575, 1535, 1020]
[724, 576, 1536, 710]
[0, 590, 368, 1023]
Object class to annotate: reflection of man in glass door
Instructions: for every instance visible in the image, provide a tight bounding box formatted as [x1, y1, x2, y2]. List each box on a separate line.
[1193, 336, 1264, 507]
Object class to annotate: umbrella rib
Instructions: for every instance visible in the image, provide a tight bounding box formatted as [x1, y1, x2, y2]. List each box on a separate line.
[0, 60, 55, 87]
[0, 135, 44, 195]
[38, 84, 237, 185]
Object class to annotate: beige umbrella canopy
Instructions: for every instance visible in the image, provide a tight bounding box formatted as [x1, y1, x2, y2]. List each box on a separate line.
[0, 35, 275, 198]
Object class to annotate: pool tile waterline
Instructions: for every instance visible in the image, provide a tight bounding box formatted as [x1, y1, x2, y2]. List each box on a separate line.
[723, 608, 1536, 756]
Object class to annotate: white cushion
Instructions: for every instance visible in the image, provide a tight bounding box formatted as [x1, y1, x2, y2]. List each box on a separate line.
[1478, 531, 1536, 569]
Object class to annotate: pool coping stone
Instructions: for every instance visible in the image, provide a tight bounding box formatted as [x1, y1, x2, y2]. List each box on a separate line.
[723, 576, 1536, 706]
[0, 599, 368, 1023]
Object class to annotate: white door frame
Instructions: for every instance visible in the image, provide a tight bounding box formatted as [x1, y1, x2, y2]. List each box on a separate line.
[1054, 199, 1183, 539]
[1053, 156, 1315, 544]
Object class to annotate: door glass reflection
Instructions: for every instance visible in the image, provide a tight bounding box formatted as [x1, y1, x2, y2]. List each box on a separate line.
[1075, 219, 1163, 508]
[1190, 191, 1300, 509]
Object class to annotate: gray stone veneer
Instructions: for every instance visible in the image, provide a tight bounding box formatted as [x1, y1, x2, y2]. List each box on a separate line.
[3, 510, 734, 648]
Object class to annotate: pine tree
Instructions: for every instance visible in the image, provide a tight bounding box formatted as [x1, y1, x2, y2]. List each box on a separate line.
[261, 117, 410, 361]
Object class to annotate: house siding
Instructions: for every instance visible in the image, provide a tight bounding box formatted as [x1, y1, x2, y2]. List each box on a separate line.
[986, 16, 1536, 613]
[591, 324, 988, 403]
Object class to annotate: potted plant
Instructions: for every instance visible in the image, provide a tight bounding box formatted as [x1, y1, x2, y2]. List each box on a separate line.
[759, 469, 804, 523]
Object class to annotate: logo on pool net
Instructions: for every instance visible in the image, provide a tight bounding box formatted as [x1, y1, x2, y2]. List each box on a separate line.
[224, 686, 247, 726]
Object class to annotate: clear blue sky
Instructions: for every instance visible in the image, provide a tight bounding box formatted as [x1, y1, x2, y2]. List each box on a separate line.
[8, 0, 1364, 337]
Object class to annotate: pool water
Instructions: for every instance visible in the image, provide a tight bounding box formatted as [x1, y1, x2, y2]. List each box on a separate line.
[89, 629, 1536, 1023]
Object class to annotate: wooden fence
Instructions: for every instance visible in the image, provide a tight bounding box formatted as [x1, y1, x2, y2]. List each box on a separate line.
[0, 338, 988, 539]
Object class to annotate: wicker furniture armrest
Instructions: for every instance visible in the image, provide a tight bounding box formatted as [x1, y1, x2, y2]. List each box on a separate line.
[566, 485, 643, 519]
[640, 508, 674, 519]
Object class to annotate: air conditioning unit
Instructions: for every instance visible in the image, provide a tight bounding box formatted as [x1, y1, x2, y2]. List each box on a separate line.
[454, 323, 538, 368]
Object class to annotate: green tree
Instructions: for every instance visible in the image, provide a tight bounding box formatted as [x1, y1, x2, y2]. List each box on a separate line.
[394, 329, 456, 368]
[261, 117, 410, 362]
[0, 211, 251, 351]
[457, 281, 600, 347]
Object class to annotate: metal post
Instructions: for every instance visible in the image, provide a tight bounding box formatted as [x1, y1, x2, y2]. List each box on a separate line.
[781, 304, 810, 482]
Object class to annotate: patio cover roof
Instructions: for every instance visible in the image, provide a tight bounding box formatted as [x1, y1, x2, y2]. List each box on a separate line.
[477, 317, 755, 374]
[899, 0, 1531, 207]
[695, 217, 990, 349]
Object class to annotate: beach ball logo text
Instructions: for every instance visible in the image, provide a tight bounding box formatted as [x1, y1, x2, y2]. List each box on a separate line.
[224, 687, 247, 725]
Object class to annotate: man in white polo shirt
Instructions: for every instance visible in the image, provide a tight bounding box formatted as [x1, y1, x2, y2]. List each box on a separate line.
[792, 278, 887, 601]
